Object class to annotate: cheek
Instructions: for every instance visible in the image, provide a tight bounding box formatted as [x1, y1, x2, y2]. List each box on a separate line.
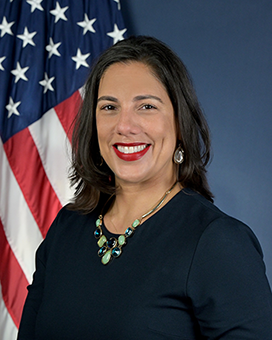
[156, 117, 177, 144]
[96, 116, 107, 138]
[96, 119, 114, 161]
[96, 121, 106, 152]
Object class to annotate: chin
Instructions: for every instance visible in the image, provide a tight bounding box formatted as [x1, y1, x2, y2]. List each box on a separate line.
[115, 170, 149, 185]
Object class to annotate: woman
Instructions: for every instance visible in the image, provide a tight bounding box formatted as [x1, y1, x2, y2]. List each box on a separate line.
[18, 36, 272, 339]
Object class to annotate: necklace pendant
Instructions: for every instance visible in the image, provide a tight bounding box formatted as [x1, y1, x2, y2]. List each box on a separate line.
[125, 227, 134, 237]
[94, 227, 102, 239]
[98, 246, 107, 257]
[106, 237, 117, 249]
[96, 218, 102, 227]
[112, 247, 122, 258]
[118, 234, 126, 246]
[101, 250, 111, 265]
[97, 235, 107, 248]
[94, 181, 177, 265]
[132, 219, 140, 228]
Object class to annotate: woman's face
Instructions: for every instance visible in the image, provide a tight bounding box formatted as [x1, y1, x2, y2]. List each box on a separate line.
[96, 61, 177, 186]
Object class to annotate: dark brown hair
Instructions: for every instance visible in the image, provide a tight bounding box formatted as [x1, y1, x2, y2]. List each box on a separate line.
[69, 36, 213, 213]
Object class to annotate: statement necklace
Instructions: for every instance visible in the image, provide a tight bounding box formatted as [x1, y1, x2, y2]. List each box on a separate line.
[94, 182, 177, 265]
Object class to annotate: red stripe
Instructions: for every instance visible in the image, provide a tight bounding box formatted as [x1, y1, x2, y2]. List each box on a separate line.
[54, 90, 82, 143]
[0, 219, 29, 328]
[4, 129, 62, 238]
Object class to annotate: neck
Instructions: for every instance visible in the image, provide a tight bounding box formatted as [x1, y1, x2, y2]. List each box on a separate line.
[103, 178, 181, 234]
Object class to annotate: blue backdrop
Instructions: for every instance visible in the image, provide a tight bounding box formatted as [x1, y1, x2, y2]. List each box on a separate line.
[120, 0, 272, 284]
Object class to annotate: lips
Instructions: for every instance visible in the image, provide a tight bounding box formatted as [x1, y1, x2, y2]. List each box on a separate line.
[113, 143, 150, 161]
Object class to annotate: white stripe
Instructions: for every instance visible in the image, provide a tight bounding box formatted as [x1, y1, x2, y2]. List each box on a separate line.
[78, 85, 85, 98]
[0, 283, 19, 340]
[29, 108, 74, 206]
[0, 141, 43, 283]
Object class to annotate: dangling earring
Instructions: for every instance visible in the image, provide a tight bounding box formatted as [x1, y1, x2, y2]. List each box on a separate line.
[100, 156, 104, 166]
[174, 145, 184, 164]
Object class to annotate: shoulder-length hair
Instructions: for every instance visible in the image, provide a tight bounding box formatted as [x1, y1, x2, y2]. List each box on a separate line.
[69, 35, 213, 213]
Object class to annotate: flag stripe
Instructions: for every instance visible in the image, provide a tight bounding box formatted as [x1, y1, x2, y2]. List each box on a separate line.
[4, 130, 62, 238]
[29, 107, 74, 207]
[0, 285, 18, 340]
[0, 220, 29, 329]
[54, 90, 83, 143]
[0, 141, 43, 282]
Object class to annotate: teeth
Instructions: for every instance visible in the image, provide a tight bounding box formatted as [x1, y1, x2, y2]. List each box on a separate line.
[117, 145, 147, 154]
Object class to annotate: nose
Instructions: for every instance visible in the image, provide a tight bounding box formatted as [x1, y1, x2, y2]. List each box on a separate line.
[115, 109, 141, 136]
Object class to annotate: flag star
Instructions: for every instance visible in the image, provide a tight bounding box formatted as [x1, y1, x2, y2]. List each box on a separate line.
[39, 72, 55, 93]
[0, 16, 15, 37]
[72, 48, 90, 69]
[107, 24, 127, 44]
[0, 56, 6, 71]
[11, 62, 29, 83]
[6, 97, 21, 118]
[17, 27, 37, 48]
[26, 0, 44, 13]
[46, 37, 61, 58]
[77, 14, 96, 35]
[114, 0, 121, 10]
[50, 2, 68, 23]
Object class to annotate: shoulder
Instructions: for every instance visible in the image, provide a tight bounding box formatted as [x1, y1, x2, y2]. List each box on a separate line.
[46, 205, 97, 235]
[170, 188, 231, 227]
[38, 206, 98, 256]
[167, 188, 261, 251]
[178, 187, 235, 222]
[167, 188, 266, 277]
[180, 188, 262, 252]
[34, 205, 99, 267]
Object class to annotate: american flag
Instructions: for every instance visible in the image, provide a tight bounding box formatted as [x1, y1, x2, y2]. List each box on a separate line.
[0, 0, 126, 338]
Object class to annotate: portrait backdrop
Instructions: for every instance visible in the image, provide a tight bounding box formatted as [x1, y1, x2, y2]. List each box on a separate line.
[120, 0, 272, 284]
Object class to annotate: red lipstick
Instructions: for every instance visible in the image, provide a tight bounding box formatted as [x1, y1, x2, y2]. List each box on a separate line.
[113, 143, 150, 161]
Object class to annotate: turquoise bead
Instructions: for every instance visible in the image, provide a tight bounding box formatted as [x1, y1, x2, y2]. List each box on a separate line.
[97, 235, 107, 247]
[112, 247, 122, 258]
[107, 237, 117, 249]
[118, 234, 126, 246]
[98, 246, 107, 257]
[125, 227, 134, 237]
[94, 228, 101, 239]
[102, 250, 111, 265]
[132, 219, 140, 228]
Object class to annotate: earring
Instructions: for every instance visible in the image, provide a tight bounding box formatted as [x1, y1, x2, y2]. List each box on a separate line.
[99, 156, 104, 166]
[174, 145, 184, 164]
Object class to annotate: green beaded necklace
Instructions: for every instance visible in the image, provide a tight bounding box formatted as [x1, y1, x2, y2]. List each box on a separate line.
[94, 182, 177, 265]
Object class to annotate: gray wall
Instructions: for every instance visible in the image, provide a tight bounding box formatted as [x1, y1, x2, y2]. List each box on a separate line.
[120, 0, 272, 284]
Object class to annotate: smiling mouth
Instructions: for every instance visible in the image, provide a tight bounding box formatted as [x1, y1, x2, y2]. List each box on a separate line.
[115, 144, 148, 154]
[113, 143, 150, 161]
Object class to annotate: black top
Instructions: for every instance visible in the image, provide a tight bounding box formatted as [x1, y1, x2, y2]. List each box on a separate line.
[17, 189, 272, 339]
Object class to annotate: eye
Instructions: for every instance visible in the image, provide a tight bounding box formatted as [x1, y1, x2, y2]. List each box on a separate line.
[101, 104, 116, 111]
[141, 104, 156, 110]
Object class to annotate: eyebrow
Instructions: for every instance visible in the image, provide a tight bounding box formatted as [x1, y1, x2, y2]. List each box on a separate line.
[97, 96, 118, 103]
[97, 94, 163, 104]
[133, 95, 163, 103]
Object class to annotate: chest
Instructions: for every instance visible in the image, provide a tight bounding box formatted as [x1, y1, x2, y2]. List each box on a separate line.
[36, 213, 203, 339]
